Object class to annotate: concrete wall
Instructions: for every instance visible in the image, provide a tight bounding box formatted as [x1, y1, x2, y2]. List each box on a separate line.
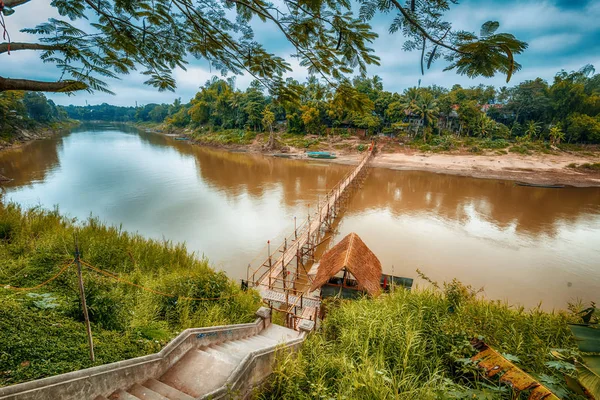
[0, 319, 266, 400]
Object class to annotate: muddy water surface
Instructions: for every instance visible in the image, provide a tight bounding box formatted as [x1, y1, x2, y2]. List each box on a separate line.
[1, 124, 598, 309]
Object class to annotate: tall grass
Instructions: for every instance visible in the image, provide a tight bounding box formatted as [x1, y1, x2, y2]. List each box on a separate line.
[0, 202, 260, 386]
[261, 281, 582, 399]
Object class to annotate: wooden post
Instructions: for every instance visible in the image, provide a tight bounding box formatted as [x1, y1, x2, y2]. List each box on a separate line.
[75, 236, 95, 362]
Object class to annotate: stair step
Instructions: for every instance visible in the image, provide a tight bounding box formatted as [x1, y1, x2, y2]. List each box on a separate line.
[109, 389, 140, 400]
[210, 344, 244, 360]
[128, 383, 169, 400]
[202, 346, 240, 364]
[246, 335, 277, 346]
[142, 379, 194, 400]
[219, 341, 251, 354]
[260, 324, 300, 343]
[160, 349, 237, 398]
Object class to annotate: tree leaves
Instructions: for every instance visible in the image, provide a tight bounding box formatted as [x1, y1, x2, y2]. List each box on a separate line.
[480, 21, 499, 37]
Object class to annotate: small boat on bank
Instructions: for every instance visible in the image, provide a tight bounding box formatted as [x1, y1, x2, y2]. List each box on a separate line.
[307, 151, 337, 159]
[516, 182, 565, 189]
[174, 137, 190, 141]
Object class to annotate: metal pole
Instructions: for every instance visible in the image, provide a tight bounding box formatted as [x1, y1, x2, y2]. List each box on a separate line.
[75, 235, 95, 362]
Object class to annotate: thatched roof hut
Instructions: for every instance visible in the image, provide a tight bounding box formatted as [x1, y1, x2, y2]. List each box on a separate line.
[309, 233, 382, 296]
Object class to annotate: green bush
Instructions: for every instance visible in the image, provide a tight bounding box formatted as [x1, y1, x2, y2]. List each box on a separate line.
[480, 138, 509, 149]
[260, 282, 579, 399]
[0, 203, 261, 386]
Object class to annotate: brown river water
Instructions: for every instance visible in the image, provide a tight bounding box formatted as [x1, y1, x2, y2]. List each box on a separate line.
[1, 124, 599, 309]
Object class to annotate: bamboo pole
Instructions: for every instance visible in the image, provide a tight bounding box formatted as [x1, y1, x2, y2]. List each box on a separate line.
[75, 236, 95, 362]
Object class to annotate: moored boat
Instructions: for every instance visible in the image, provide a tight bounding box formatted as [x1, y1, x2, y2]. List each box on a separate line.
[307, 151, 336, 159]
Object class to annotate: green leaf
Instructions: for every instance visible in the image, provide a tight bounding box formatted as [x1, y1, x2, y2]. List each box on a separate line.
[569, 324, 600, 353]
[480, 21, 500, 37]
[545, 360, 576, 372]
[576, 361, 600, 399]
[583, 355, 600, 375]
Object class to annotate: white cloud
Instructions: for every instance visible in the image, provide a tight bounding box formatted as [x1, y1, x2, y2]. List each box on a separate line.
[528, 33, 582, 53]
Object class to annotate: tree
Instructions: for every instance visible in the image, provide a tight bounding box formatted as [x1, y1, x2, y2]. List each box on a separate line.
[525, 120, 542, 140]
[23, 92, 52, 121]
[475, 114, 495, 138]
[262, 107, 276, 150]
[549, 124, 565, 145]
[0, 0, 525, 96]
[413, 93, 439, 142]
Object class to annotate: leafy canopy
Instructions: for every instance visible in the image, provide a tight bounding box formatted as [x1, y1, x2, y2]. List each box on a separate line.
[0, 0, 526, 98]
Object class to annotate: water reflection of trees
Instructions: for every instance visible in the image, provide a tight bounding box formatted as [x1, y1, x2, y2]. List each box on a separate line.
[350, 169, 600, 236]
[0, 137, 64, 189]
[168, 144, 352, 205]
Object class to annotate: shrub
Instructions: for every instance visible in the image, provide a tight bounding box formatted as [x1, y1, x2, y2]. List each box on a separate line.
[259, 282, 579, 399]
[0, 203, 261, 386]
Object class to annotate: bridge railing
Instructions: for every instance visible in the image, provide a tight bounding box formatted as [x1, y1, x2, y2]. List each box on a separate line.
[247, 147, 374, 290]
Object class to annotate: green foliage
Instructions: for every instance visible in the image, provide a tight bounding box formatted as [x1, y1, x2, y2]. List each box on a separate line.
[0, 91, 67, 139]
[58, 64, 600, 147]
[0, 202, 261, 386]
[260, 282, 579, 399]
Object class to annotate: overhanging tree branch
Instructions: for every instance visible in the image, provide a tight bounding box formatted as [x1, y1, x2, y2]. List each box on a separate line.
[3, 0, 31, 8]
[388, 0, 466, 55]
[0, 76, 87, 92]
[0, 42, 61, 54]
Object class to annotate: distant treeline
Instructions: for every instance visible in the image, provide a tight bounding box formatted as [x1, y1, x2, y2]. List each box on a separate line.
[4, 64, 600, 144]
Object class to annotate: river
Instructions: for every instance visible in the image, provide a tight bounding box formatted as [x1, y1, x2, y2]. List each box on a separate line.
[1, 124, 599, 309]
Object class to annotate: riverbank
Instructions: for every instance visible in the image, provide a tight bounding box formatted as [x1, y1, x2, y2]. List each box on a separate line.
[0, 202, 260, 387]
[0, 120, 80, 151]
[329, 151, 600, 187]
[259, 281, 585, 399]
[143, 123, 600, 187]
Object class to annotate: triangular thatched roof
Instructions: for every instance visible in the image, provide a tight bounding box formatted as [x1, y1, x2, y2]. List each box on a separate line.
[309, 233, 382, 296]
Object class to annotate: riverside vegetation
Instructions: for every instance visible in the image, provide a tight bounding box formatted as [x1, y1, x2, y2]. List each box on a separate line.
[0, 204, 595, 398]
[0, 202, 260, 387]
[60, 65, 600, 155]
[259, 280, 591, 400]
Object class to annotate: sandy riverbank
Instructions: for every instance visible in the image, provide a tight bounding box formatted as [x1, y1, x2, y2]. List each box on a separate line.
[317, 151, 600, 187]
[130, 124, 600, 187]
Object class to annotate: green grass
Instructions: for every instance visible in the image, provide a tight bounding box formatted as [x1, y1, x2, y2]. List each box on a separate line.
[568, 162, 600, 171]
[280, 133, 323, 149]
[0, 202, 260, 386]
[191, 128, 258, 145]
[260, 280, 583, 400]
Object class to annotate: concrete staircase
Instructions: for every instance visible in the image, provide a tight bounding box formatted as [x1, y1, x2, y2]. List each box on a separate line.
[0, 308, 306, 400]
[95, 324, 299, 400]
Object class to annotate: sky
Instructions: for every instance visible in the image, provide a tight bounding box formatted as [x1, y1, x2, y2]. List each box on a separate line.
[1, 0, 600, 106]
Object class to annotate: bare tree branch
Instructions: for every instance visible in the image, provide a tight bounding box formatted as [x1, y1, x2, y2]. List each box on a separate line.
[0, 76, 87, 92]
[0, 42, 61, 54]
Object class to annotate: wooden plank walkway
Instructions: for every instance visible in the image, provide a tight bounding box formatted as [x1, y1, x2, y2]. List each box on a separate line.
[250, 147, 374, 329]
[257, 149, 373, 291]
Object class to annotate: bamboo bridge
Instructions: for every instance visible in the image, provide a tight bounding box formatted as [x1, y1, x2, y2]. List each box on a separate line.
[246, 147, 374, 331]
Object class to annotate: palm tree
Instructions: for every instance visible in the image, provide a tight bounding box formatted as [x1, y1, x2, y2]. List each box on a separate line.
[476, 114, 496, 138]
[525, 120, 542, 140]
[549, 124, 565, 145]
[400, 88, 421, 135]
[413, 93, 439, 143]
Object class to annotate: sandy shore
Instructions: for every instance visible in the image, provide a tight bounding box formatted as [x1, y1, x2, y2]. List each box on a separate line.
[314, 151, 600, 187]
[115, 124, 600, 188]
